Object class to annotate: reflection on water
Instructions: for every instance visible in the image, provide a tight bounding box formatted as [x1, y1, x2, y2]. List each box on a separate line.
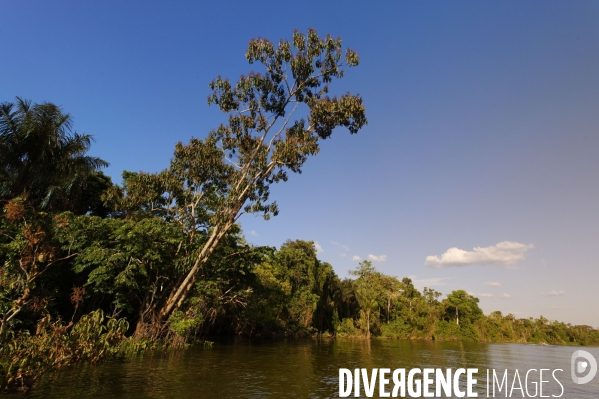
[10, 339, 599, 398]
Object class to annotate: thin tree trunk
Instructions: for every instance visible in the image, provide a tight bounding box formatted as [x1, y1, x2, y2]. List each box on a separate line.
[146, 215, 239, 339]
[157, 223, 229, 322]
[0, 314, 8, 343]
[146, 165, 277, 338]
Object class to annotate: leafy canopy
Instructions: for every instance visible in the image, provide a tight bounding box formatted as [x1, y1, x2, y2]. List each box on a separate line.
[0, 98, 108, 211]
[115, 28, 367, 230]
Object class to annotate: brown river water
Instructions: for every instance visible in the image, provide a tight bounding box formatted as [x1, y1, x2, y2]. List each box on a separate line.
[8, 339, 599, 398]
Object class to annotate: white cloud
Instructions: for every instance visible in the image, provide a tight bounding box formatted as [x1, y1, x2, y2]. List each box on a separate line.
[478, 293, 493, 298]
[249, 230, 258, 237]
[467, 291, 475, 296]
[332, 241, 350, 258]
[314, 242, 324, 254]
[410, 276, 454, 287]
[331, 241, 349, 252]
[368, 254, 387, 262]
[547, 290, 565, 296]
[425, 241, 533, 268]
[352, 255, 361, 262]
[500, 293, 511, 298]
[485, 281, 502, 287]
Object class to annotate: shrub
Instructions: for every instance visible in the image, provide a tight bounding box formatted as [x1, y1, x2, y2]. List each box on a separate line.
[335, 318, 358, 337]
[0, 309, 135, 392]
[380, 320, 411, 339]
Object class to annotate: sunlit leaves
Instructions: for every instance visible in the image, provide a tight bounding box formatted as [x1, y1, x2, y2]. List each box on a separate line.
[0, 309, 135, 392]
[55, 214, 189, 314]
[204, 28, 367, 224]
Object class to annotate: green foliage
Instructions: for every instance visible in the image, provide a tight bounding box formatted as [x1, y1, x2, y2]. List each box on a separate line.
[71, 171, 114, 217]
[330, 264, 599, 345]
[4, 29, 599, 396]
[168, 309, 204, 339]
[107, 29, 368, 328]
[241, 240, 332, 335]
[335, 318, 358, 337]
[55, 213, 189, 318]
[0, 199, 77, 341]
[442, 290, 482, 326]
[0, 98, 108, 212]
[380, 319, 411, 339]
[473, 313, 599, 346]
[350, 261, 383, 337]
[0, 309, 134, 393]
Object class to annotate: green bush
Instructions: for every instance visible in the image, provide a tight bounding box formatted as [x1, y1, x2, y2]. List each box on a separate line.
[335, 318, 358, 337]
[0, 309, 136, 393]
[380, 320, 411, 339]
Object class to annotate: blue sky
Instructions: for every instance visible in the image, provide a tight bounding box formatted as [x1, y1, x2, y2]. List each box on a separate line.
[2, 1, 598, 326]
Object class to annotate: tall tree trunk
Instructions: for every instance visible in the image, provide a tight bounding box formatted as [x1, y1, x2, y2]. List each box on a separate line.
[139, 218, 236, 339]
[158, 223, 230, 320]
[0, 314, 8, 343]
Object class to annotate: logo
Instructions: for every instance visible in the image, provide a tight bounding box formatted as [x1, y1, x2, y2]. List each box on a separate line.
[571, 350, 597, 385]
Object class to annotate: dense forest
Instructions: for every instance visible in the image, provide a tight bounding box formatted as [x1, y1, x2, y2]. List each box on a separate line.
[1, 30, 598, 392]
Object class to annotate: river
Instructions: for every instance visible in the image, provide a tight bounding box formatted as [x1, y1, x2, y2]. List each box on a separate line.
[15, 339, 599, 398]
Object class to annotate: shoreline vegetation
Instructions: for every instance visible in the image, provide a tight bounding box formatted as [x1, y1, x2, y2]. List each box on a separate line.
[1, 30, 598, 393]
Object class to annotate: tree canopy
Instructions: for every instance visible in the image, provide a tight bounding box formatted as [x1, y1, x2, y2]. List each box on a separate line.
[108, 29, 368, 333]
[0, 98, 108, 212]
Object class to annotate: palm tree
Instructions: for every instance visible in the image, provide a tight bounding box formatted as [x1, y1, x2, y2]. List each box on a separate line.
[0, 97, 108, 211]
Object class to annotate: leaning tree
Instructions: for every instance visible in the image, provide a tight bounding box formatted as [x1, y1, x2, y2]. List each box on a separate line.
[119, 29, 368, 337]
